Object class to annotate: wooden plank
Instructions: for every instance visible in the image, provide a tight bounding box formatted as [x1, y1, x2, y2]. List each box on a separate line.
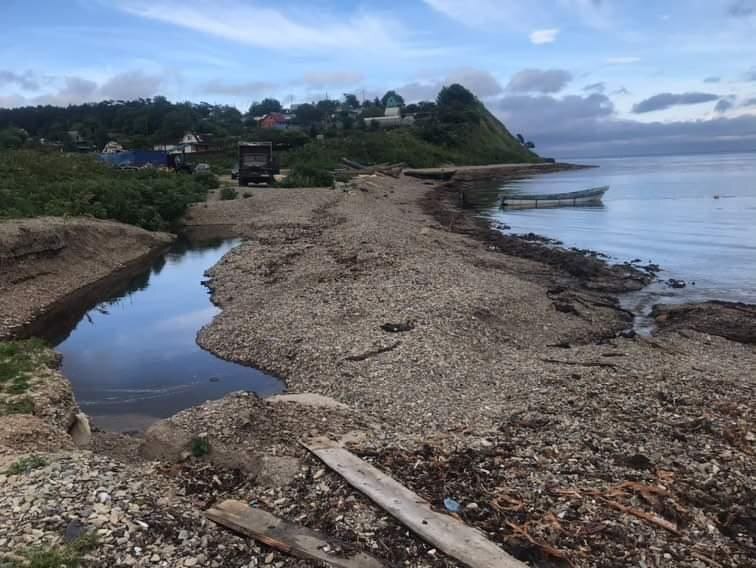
[304, 440, 526, 568]
[206, 500, 385, 568]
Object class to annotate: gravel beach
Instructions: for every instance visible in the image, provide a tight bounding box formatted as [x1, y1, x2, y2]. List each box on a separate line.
[1, 172, 753, 566]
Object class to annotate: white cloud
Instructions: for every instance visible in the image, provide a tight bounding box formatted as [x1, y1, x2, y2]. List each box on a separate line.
[394, 67, 503, 102]
[99, 70, 162, 101]
[424, 0, 614, 30]
[529, 28, 559, 44]
[507, 69, 573, 93]
[606, 56, 641, 65]
[201, 80, 278, 97]
[1, 70, 163, 107]
[115, 0, 410, 53]
[302, 72, 365, 89]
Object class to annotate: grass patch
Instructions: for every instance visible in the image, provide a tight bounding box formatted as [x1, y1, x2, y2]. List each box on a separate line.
[0, 150, 209, 230]
[219, 186, 237, 200]
[0, 339, 53, 396]
[191, 436, 210, 457]
[1, 533, 99, 568]
[0, 397, 35, 416]
[5, 455, 48, 476]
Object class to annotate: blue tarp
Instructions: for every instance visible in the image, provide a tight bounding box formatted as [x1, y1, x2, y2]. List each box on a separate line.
[98, 151, 168, 168]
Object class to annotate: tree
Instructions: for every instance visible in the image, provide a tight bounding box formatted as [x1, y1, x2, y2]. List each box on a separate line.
[294, 103, 323, 126]
[249, 98, 282, 117]
[437, 84, 476, 108]
[0, 127, 27, 149]
[316, 99, 339, 115]
[526, 141, 535, 149]
[516, 133, 525, 144]
[381, 90, 405, 107]
[343, 93, 360, 109]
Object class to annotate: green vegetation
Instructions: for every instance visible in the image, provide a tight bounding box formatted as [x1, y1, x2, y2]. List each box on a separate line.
[0, 397, 34, 416]
[1, 533, 98, 568]
[0, 339, 53, 398]
[282, 86, 538, 183]
[191, 436, 210, 457]
[219, 186, 238, 200]
[0, 84, 540, 192]
[5, 455, 48, 476]
[0, 151, 209, 230]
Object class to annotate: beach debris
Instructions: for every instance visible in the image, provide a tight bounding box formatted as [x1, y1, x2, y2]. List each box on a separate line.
[206, 500, 385, 568]
[344, 341, 400, 362]
[443, 497, 461, 513]
[380, 321, 415, 333]
[540, 357, 620, 371]
[666, 278, 687, 289]
[304, 439, 527, 568]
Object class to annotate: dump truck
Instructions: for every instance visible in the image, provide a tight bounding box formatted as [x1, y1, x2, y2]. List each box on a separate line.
[238, 142, 278, 186]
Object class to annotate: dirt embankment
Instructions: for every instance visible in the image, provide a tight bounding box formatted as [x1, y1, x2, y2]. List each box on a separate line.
[0, 217, 173, 340]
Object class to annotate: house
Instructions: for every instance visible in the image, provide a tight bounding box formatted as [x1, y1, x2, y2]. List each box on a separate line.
[259, 113, 289, 130]
[67, 130, 85, 144]
[102, 140, 125, 154]
[368, 100, 415, 129]
[178, 132, 210, 153]
[153, 143, 180, 152]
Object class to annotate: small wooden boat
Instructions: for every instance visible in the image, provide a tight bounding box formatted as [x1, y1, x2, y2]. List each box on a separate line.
[501, 186, 608, 209]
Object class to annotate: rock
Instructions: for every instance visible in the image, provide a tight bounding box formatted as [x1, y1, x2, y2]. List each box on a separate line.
[209, 444, 261, 476]
[257, 456, 301, 487]
[265, 393, 349, 410]
[69, 413, 92, 447]
[184, 557, 198, 567]
[140, 420, 193, 462]
[63, 519, 87, 543]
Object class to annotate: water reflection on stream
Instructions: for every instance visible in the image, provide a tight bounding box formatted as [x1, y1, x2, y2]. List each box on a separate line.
[51, 236, 283, 431]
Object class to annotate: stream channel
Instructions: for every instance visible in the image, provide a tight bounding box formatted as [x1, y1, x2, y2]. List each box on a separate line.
[41, 234, 283, 432]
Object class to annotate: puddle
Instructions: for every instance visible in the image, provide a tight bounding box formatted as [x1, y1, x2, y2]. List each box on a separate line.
[44, 234, 283, 431]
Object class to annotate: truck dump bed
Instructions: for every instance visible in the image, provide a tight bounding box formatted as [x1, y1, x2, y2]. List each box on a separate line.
[238, 142, 278, 186]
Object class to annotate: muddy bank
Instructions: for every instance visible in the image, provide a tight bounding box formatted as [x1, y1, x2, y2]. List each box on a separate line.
[425, 180, 653, 294]
[652, 301, 756, 344]
[0, 217, 173, 340]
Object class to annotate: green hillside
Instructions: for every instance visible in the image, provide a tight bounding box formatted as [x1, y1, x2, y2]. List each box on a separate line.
[283, 85, 540, 185]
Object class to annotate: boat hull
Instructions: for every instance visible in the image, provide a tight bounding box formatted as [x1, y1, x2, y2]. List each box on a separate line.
[501, 186, 608, 209]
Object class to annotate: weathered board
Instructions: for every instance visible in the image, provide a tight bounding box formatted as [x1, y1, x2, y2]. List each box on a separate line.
[304, 440, 527, 568]
[206, 500, 384, 568]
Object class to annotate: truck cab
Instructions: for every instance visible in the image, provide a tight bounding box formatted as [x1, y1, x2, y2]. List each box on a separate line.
[238, 142, 279, 186]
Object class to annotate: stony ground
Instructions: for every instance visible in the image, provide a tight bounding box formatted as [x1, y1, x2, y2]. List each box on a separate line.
[0, 173, 753, 567]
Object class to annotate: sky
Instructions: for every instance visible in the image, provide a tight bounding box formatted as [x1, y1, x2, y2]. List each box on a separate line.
[2, 0, 756, 157]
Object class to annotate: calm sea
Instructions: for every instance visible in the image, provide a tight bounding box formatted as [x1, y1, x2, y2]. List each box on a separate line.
[470, 153, 756, 311]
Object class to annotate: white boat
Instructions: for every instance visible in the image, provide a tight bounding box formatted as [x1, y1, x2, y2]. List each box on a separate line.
[501, 186, 609, 209]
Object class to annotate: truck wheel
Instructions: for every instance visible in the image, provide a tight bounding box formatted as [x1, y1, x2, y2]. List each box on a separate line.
[238, 178, 246, 187]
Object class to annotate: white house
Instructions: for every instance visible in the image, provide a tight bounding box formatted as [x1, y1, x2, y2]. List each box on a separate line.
[102, 140, 125, 154]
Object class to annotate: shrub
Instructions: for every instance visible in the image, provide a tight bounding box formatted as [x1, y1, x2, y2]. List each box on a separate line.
[5, 455, 48, 476]
[6, 533, 99, 568]
[194, 172, 220, 189]
[191, 436, 210, 457]
[219, 186, 237, 200]
[0, 150, 209, 230]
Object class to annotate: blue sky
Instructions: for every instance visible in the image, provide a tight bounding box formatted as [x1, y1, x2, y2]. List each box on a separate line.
[2, 0, 756, 156]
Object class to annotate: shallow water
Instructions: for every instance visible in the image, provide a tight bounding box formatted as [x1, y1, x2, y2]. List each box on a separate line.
[52, 237, 283, 430]
[469, 153, 756, 310]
